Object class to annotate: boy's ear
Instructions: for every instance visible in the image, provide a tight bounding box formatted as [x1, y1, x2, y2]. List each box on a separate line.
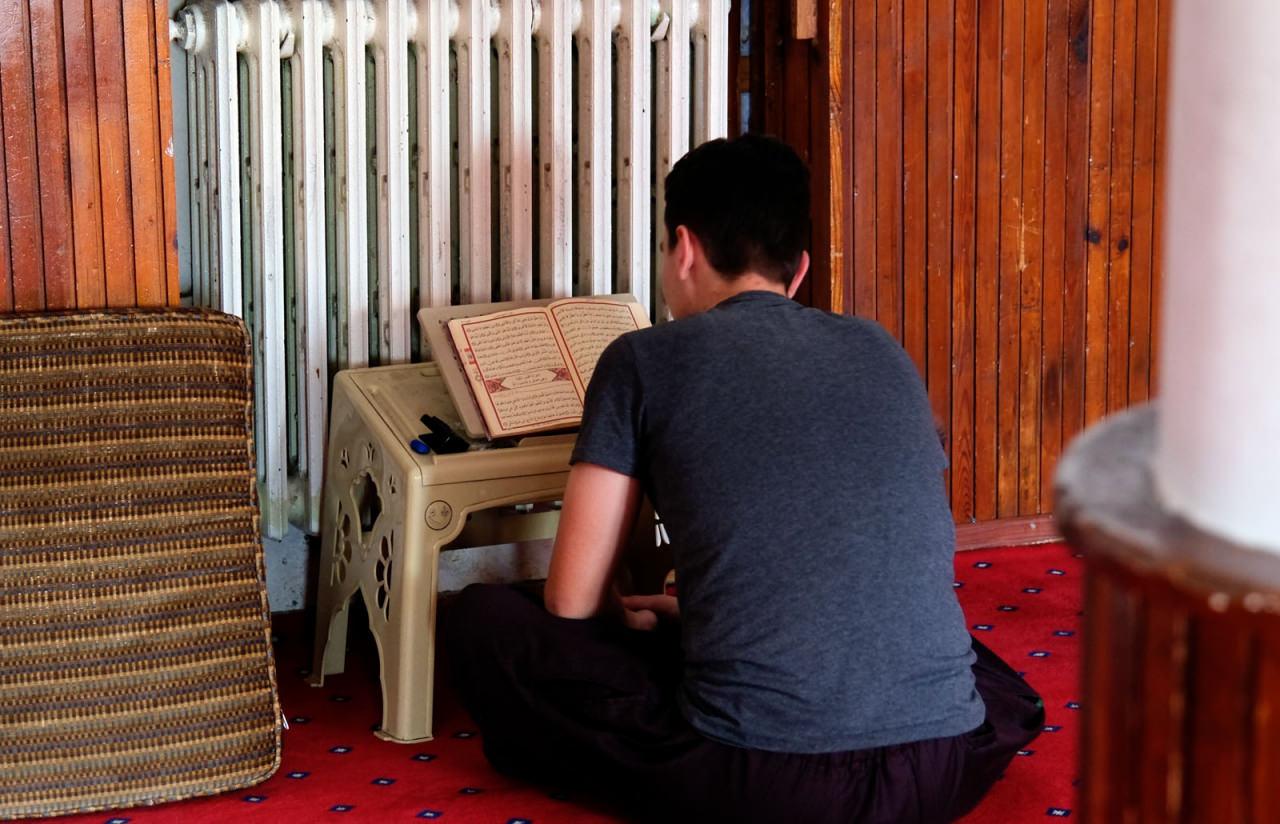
[786, 251, 810, 299]
[674, 225, 698, 279]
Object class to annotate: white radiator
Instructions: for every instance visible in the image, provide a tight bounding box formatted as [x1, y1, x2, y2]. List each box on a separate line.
[171, 0, 730, 538]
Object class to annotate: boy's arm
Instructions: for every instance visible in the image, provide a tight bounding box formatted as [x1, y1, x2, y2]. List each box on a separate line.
[543, 461, 643, 619]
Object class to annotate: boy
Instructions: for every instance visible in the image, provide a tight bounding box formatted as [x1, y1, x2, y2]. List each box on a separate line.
[443, 135, 1042, 822]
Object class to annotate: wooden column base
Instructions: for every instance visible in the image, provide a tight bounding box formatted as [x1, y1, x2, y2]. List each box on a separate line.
[1056, 405, 1280, 824]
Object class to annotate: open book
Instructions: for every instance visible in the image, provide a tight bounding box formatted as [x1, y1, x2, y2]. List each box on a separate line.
[446, 298, 651, 438]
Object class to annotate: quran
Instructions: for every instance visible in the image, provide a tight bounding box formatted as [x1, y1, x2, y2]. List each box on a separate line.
[442, 297, 650, 439]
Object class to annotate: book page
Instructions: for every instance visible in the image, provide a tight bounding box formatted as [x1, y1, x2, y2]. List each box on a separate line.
[549, 299, 651, 391]
[449, 310, 583, 437]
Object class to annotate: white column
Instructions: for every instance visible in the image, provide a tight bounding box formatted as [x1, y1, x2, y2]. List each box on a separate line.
[1154, 0, 1280, 552]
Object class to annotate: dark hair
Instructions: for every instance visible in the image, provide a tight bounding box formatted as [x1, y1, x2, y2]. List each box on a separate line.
[663, 134, 811, 285]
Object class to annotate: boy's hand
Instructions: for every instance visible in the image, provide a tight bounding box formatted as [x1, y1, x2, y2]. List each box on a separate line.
[620, 594, 680, 631]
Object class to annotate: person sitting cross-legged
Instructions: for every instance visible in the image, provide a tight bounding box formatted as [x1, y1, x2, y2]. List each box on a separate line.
[442, 134, 1044, 824]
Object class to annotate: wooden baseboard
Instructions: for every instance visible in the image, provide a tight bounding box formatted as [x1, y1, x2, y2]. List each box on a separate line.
[955, 515, 1061, 552]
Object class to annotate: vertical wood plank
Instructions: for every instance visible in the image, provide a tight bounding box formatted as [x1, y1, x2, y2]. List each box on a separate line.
[1139, 595, 1189, 821]
[852, 0, 876, 318]
[0, 71, 10, 313]
[1039, 0, 1069, 511]
[122, 0, 167, 307]
[1018, 0, 1047, 513]
[781, 18, 811, 170]
[1111, 571, 1146, 819]
[1083, 0, 1114, 426]
[1252, 622, 1280, 824]
[1149, 0, 1171, 396]
[761, 0, 784, 139]
[951, 0, 978, 522]
[29, 0, 75, 309]
[63, 0, 107, 309]
[1127, 0, 1159, 405]
[973, 0, 1001, 521]
[901, 0, 927, 374]
[926, 0, 954, 488]
[828, 0, 853, 317]
[1106, 0, 1138, 415]
[154, 0, 179, 303]
[726, 1, 742, 137]
[1186, 622, 1253, 824]
[1082, 568, 1118, 821]
[806, 1, 832, 314]
[0, 0, 47, 310]
[95, 0, 138, 307]
[996, 0, 1024, 518]
[874, 0, 903, 340]
[1061, 0, 1091, 453]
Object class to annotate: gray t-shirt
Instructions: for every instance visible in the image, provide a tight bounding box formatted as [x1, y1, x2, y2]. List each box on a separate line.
[570, 290, 984, 753]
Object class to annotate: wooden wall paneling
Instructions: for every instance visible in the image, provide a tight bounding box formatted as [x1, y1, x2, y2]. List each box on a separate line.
[711, 0, 1171, 524]
[950, 0, 977, 521]
[902, 0, 927, 375]
[155, 0, 181, 301]
[1018, 0, 1048, 513]
[1083, 0, 1114, 426]
[874, 0, 903, 342]
[852, 0, 876, 319]
[123, 0, 168, 306]
[29, 0, 75, 309]
[1106, 0, 1138, 415]
[94, 0, 139, 307]
[1126, 0, 1159, 406]
[996, 0, 1024, 519]
[973, 0, 1001, 522]
[1039, 0, 1069, 512]
[63, 0, 108, 308]
[0, 0, 47, 310]
[1060, 0, 1091, 456]
[925, 0, 953, 495]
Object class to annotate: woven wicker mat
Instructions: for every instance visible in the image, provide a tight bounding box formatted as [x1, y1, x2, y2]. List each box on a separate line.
[0, 310, 281, 820]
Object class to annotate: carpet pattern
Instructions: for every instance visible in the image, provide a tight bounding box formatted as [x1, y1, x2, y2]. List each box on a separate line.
[49, 542, 1081, 822]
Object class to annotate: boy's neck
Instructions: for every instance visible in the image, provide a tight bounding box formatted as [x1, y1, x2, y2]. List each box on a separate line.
[694, 271, 787, 314]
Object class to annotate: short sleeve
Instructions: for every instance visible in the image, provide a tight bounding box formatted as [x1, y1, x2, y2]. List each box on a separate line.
[571, 335, 644, 478]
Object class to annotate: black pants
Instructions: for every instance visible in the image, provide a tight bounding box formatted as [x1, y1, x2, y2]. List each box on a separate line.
[441, 584, 1043, 823]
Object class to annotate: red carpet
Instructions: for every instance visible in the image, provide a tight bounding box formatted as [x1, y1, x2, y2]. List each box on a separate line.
[55, 543, 1081, 823]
